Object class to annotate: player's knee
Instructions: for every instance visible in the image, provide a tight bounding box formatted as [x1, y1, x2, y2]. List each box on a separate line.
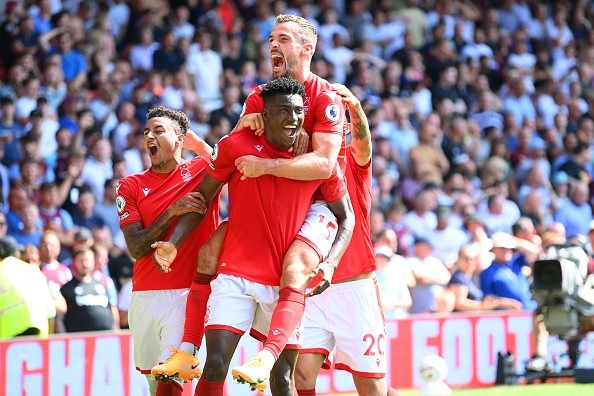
[294, 363, 316, 390]
[280, 261, 307, 288]
[270, 359, 293, 395]
[352, 376, 387, 396]
[202, 354, 229, 382]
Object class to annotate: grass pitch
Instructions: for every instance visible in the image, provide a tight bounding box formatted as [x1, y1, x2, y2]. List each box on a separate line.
[397, 383, 593, 396]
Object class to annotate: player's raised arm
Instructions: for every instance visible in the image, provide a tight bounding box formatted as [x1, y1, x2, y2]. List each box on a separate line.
[331, 83, 372, 166]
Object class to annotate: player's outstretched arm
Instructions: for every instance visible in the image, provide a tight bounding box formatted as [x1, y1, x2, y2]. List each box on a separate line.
[331, 83, 372, 166]
[121, 191, 209, 260]
[151, 175, 224, 269]
[308, 192, 355, 297]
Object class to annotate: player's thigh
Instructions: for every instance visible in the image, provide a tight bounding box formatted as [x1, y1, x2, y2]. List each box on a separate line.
[128, 291, 162, 370]
[156, 289, 189, 363]
[252, 285, 304, 348]
[295, 352, 326, 390]
[282, 239, 321, 288]
[294, 201, 338, 263]
[197, 221, 227, 274]
[331, 279, 387, 376]
[352, 376, 388, 396]
[205, 274, 257, 333]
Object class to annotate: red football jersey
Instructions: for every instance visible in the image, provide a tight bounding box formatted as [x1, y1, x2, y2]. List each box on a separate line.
[208, 130, 347, 286]
[332, 146, 376, 282]
[117, 156, 220, 291]
[241, 73, 348, 172]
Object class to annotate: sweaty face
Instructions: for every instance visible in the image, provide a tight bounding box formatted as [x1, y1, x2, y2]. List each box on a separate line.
[265, 94, 304, 148]
[144, 117, 183, 171]
[269, 22, 305, 79]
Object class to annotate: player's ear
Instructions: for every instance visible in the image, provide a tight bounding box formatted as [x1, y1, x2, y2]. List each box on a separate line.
[176, 133, 185, 146]
[261, 108, 270, 121]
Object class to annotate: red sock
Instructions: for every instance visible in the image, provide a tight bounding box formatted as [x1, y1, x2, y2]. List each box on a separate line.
[156, 381, 183, 396]
[263, 286, 306, 359]
[182, 273, 214, 347]
[195, 376, 224, 396]
[387, 386, 399, 396]
[297, 389, 316, 396]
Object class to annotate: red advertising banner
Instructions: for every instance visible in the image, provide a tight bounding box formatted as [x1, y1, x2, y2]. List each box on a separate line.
[1, 311, 592, 395]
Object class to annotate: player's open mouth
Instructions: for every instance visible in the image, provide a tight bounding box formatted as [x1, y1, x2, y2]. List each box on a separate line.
[147, 143, 158, 156]
[284, 125, 297, 138]
[271, 54, 285, 72]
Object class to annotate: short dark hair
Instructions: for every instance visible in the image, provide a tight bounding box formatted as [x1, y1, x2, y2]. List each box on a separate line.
[147, 105, 190, 135]
[259, 77, 305, 106]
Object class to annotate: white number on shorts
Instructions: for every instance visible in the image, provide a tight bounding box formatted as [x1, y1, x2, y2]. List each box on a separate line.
[363, 333, 386, 356]
[318, 215, 338, 240]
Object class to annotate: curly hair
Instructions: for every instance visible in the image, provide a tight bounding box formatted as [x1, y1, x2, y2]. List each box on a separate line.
[147, 105, 190, 135]
[276, 14, 317, 46]
[259, 77, 305, 105]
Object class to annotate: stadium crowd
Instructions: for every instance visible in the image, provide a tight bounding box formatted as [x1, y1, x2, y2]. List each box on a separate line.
[1, 0, 594, 335]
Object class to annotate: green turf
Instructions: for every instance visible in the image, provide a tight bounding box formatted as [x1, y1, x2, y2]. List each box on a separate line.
[398, 383, 594, 396]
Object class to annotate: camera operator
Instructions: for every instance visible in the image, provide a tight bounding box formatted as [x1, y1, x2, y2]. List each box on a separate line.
[527, 232, 594, 373]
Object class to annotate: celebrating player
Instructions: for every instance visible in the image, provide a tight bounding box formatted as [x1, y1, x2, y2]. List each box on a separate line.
[294, 84, 399, 396]
[117, 106, 220, 396]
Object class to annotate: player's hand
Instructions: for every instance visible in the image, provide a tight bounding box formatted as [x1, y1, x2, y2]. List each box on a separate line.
[307, 261, 336, 297]
[151, 241, 177, 273]
[330, 83, 360, 108]
[235, 155, 267, 180]
[234, 113, 264, 135]
[290, 128, 309, 157]
[168, 192, 208, 216]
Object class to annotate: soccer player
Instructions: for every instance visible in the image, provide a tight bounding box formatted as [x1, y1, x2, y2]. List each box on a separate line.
[117, 106, 220, 396]
[152, 13, 349, 388]
[294, 84, 399, 396]
[152, 77, 354, 395]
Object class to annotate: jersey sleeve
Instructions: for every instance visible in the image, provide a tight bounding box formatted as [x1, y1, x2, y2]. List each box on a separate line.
[311, 90, 345, 135]
[240, 87, 264, 117]
[317, 166, 347, 203]
[116, 177, 140, 228]
[207, 135, 237, 183]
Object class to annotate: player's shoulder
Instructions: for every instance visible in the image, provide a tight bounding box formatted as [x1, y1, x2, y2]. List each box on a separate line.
[307, 74, 335, 96]
[117, 171, 145, 192]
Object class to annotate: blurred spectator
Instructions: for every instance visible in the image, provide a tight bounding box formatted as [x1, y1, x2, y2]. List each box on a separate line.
[448, 243, 522, 312]
[49, 31, 87, 90]
[39, 230, 71, 288]
[374, 244, 412, 319]
[59, 246, 115, 332]
[91, 244, 119, 329]
[186, 29, 223, 112]
[81, 138, 113, 202]
[129, 26, 158, 73]
[38, 181, 75, 247]
[152, 29, 185, 74]
[480, 231, 537, 310]
[70, 188, 106, 231]
[0, 236, 55, 338]
[408, 113, 449, 186]
[94, 178, 121, 242]
[408, 237, 454, 314]
[554, 181, 593, 238]
[427, 205, 468, 268]
[10, 202, 43, 247]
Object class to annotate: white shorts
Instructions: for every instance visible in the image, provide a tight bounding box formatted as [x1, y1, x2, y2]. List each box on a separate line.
[205, 274, 303, 348]
[128, 289, 189, 373]
[301, 276, 386, 377]
[296, 201, 338, 261]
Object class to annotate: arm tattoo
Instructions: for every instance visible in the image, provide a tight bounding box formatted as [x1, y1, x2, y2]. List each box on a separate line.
[351, 107, 370, 142]
[123, 211, 174, 259]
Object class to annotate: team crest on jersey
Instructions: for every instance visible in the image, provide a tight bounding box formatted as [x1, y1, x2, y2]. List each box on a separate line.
[115, 182, 121, 194]
[303, 96, 310, 115]
[325, 104, 340, 122]
[211, 144, 219, 161]
[116, 196, 126, 213]
[180, 163, 192, 182]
